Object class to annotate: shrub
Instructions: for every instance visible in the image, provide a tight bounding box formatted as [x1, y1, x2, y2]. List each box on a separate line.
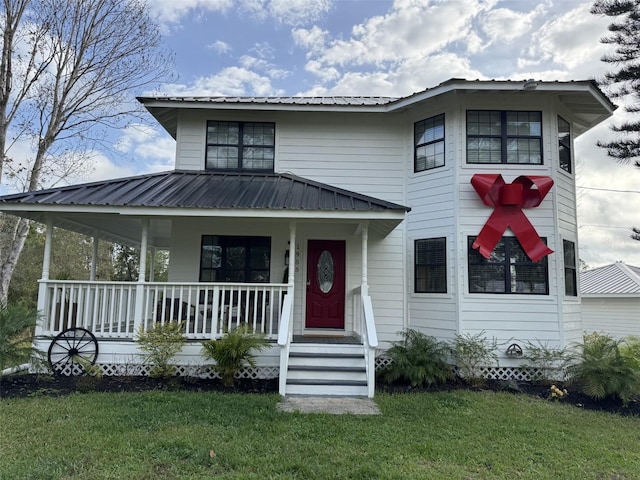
[201, 324, 269, 387]
[569, 332, 640, 405]
[136, 322, 186, 378]
[378, 329, 451, 387]
[522, 340, 572, 382]
[0, 302, 40, 374]
[451, 332, 497, 386]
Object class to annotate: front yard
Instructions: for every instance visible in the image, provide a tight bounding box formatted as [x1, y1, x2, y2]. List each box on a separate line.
[1, 388, 639, 479]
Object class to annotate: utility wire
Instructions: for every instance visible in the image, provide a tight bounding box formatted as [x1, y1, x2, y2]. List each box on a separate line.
[577, 186, 640, 193]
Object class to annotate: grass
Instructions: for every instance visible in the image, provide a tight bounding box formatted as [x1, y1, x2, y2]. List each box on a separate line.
[1, 390, 640, 479]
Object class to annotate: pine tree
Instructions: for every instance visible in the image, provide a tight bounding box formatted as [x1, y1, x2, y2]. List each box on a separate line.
[591, 0, 640, 166]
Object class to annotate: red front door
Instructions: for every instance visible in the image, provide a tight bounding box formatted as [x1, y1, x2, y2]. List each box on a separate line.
[305, 240, 345, 329]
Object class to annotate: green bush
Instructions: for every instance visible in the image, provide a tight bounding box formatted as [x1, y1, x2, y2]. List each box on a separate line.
[0, 301, 40, 374]
[378, 329, 451, 387]
[569, 332, 640, 405]
[136, 322, 186, 378]
[451, 331, 497, 386]
[201, 324, 269, 387]
[522, 340, 572, 383]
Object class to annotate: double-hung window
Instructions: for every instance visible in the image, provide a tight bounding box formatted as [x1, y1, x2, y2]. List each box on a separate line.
[468, 236, 548, 294]
[206, 121, 275, 172]
[200, 235, 271, 283]
[414, 114, 445, 172]
[467, 110, 542, 164]
[558, 116, 572, 173]
[415, 238, 447, 293]
[563, 239, 577, 296]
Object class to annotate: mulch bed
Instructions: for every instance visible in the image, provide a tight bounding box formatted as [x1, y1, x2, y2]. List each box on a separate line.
[2, 374, 639, 417]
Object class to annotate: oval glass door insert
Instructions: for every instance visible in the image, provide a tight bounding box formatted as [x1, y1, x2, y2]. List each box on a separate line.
[317, 250, 335, 293]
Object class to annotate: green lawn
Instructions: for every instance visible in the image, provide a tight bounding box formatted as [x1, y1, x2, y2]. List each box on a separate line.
[1, 390, 639, 479]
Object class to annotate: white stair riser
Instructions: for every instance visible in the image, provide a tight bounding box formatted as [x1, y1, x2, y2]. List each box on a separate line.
[285, 384, 368, 396]
[288, 356, 364, 369]
[287, 369, 366, 382]
[289, 345, 363, 355]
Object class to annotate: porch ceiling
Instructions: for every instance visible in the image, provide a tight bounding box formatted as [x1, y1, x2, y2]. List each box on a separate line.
[0, 171, 409, 246]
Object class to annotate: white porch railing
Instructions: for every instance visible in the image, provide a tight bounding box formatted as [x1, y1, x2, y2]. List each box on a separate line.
[38, 280, 287, 340]
[353, 285, 378, 398]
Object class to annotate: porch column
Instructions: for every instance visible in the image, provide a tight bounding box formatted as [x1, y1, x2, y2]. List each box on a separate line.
[288, 223, 296, 287]
[133, 219, 149, 333]
[361, 222, 369, 296]
[36, 217, 54, 332]
[149, 247, 156, 282]
[90, 234, 98, 281]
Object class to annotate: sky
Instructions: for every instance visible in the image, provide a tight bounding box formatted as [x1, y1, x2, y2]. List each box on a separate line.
[20, 0, 640, 268]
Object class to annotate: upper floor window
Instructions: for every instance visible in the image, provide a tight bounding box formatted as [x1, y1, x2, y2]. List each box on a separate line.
[558, 116, 572, 173]
[206, 121, 275, 172]
[467, 111, 542, 164]
[200, 235, 271, 283]
[414, 114, 445, 172]
[563, 239, 577, 296]
[415, 237, 447, 293]
[468, 236, 548, 294]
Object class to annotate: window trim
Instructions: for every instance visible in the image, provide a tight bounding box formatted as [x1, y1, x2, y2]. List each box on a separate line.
[199, 235, 271, 283]
[467, 236, 549, 295]
[563, 239, 577, 296]
[558, 115, 572, 174]
[466, 110, 543, 165]
[414, 114, 445, 172]
[205, 121, 275, 172]
[414, 237, 447, 293]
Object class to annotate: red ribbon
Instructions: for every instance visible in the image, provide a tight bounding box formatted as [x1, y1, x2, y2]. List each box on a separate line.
[471, 174, 554, 262]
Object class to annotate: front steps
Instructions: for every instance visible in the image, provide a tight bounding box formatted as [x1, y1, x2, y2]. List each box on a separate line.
[285, 342, 368, 396]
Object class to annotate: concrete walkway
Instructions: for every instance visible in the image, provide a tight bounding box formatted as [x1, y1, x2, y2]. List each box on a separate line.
[277, 396, 381, 415]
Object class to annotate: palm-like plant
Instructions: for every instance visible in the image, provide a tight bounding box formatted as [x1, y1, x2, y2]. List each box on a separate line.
[379, 329, 452, 387]
[201, 325, 269, 387]
[0, 302, 39, 374]
[569, 332, 640, 405]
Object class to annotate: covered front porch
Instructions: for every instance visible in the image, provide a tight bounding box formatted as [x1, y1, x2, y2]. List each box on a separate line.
[1, 171, 409, 397]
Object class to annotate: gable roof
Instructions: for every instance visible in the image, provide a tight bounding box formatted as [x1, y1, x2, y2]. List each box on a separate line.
[581, 262, 640, 297]
[139, 78, 615, 139]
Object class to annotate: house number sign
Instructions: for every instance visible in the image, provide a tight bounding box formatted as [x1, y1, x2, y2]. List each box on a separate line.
[470, 173, 554, 262]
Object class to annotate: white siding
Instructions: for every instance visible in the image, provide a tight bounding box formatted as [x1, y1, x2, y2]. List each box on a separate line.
[582, 297, 640, 340]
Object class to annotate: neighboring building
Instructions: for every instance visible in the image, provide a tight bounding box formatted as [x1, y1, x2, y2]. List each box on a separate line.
[0, 78, 615, 395]
[581, 262, 640, 340]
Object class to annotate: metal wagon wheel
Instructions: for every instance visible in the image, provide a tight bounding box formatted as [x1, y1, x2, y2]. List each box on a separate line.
[48, 327, 99, 376]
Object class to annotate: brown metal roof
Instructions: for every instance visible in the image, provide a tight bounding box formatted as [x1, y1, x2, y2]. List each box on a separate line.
[0, 170, 410, 212]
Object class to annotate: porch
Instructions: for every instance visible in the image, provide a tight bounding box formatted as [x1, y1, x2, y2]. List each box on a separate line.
[37, 279, 379, 397]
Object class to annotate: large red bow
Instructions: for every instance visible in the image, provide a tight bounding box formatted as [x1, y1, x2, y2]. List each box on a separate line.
[471, 174, 554, 262]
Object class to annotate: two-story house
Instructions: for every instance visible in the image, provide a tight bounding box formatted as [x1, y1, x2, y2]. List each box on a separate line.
[0, 78, 615, 396]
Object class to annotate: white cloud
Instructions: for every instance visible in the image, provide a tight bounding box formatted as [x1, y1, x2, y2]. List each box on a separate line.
[479, 5, 545, 45]
[207, 40, 232, 55]
[160, 67, 285, 96]
[149, 0, 233, 25]
[523, 3, 611, 78]
[292, 26, 328, 52]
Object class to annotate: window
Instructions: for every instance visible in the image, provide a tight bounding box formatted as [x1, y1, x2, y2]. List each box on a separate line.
[415, 238, 447, 293]
[414, 114, 445, 172]
[563, 239, 577, 296]
[206, 121, 275, 171]
[468, 236, 548, 294]
[558, 116, 572, 173]
[467, 110, 542, 164]
[200, 236, 271, 283]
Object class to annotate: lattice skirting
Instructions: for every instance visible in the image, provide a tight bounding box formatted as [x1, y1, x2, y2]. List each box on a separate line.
[373, 352, 563, 382]
[51, 355, 555, 383]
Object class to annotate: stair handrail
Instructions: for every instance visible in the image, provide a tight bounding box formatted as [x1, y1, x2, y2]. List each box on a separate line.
[361, 293, 378, 398]
[277, 293, 294, 395]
